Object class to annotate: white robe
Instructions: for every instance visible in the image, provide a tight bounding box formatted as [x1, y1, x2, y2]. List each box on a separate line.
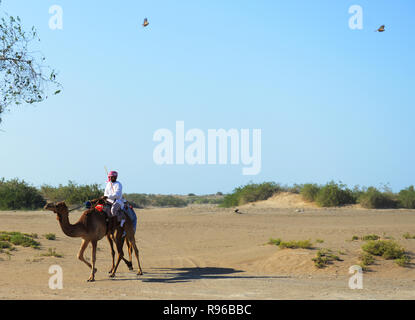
[104, 181, 124, 209]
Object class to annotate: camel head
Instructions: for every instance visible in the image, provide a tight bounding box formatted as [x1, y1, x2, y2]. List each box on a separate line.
[44, 201, 69, 220]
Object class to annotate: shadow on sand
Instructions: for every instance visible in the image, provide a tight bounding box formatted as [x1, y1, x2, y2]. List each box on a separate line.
[106, 267, 290, 283]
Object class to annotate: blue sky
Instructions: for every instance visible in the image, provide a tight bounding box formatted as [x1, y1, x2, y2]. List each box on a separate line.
[0, 0, 414, 194]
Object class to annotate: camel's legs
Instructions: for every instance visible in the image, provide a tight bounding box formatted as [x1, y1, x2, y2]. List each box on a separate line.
[107, 234, 116, 274]
[77, 239, 92, 269]
[108, 233, 133, 272]
[88, 240, 98, 282]
[109, 232, 125, 278]
[127, 238, 132, 262]
[130, 237, 143, 276]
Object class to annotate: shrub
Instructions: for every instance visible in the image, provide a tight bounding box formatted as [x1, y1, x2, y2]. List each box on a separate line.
[0, 241, 11, 249]
[313, 249, 342, 268]
[278, 240, 313, 249]
[268, 238, 282, 246]
[219, 193, 240, 208]
[124, 193, 188, 208]
[0, 178, 46, 210]
[0, 231, 40, 249]
[351, 235, 359, 241]
[315, 181, 356, 207]
[152, 195, 187, 207]
[124, 193, 151, 208]
[268, 238, 312, 249]
[358, 187, 397, 209]
[403, 233, 415, 240]
[395, 255, 411, 267]
[398, 186, 415, 209]
[219, 182, 281, 208]
[41, 181, 103, 206]
[362, 234, 380, 241]
[44, 233, 56, 240]
[362, 240, 405, 260]
[359, 252, 375, 267]
[300, 184, 321, 202]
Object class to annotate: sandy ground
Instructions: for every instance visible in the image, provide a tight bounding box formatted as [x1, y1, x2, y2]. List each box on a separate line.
[1, 197, 415, 300]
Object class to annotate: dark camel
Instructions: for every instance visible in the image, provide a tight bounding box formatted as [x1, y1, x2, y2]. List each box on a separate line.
[44, 201, 142, 282]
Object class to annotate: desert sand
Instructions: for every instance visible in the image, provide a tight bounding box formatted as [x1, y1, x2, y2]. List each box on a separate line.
[1, 194, 415, 300]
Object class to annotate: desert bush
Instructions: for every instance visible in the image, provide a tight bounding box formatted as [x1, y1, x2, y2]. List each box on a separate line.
[124, 193, 151, 208]
[403, 233, 415, 240]
[362, 234, 380, 241]
[395, 255, 411, 267]
[152, 195, 187, 207]
[268, 238, 282, 246]
[0, 231, 40, 249]
[268, 238, 312, 249]
[278, 240, 313, 249]
[315, 181, 356, 207]
[359, 252, 375, 266]
[362, 240, 405, 260]
[186, 196, 224, 205]
[398, 186, 415, 209]
[0, 178, 46, 210]
[312, 249, 342, 268]
[358, 187, 397, 209]
[220, 182, 281, 208]
[124, 193, 188, 208]
[300, 183, 321, 202]
[41, 181, 103, 205]
[44, 233, 56, 240]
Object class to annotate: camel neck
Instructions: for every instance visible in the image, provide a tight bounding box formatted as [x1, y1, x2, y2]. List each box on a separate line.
[58, 212, 85, 238]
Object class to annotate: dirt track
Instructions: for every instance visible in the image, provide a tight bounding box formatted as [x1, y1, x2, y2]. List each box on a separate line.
[1, 205, 415, 300]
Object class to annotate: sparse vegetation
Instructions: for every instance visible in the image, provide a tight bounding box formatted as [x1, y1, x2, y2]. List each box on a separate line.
[397, 186, 415, 209]
[268, 238, 282, 246]
[268, 238, 312, 249]
[0, 231, 40, 249]
[220, 182, 283, 208]
[361, 240, 410, 267]
[300, 184, 321, 202]
[0, 178, 46, 210]
[278, 240, 313, 249]
[358, 187, 397, 209]
[124, 193, 188, 208]
[41, 248, 63, 258]
[359, 252, 375, 269]
[395, 255, 411, 267]
[362, 234, 380, 241]
[314, 181, 356, 207]
[312, 249, 342, 268]
[40, 181, 103, 206]
[403, 233, 415, 240]
[44, 233, 56, 240]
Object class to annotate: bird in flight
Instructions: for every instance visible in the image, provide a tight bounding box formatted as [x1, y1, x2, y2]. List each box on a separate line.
[375, 25, 385, 32]
[143, 18, 149, 27]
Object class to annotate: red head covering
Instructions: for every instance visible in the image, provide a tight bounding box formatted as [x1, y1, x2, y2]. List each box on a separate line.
[107, 171, 118, 182]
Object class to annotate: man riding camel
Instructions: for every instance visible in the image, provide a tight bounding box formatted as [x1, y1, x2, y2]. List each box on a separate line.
[104, 171, 126, 228]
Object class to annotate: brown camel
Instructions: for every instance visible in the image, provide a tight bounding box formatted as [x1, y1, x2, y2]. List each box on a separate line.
[44, 201, 142, 281]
